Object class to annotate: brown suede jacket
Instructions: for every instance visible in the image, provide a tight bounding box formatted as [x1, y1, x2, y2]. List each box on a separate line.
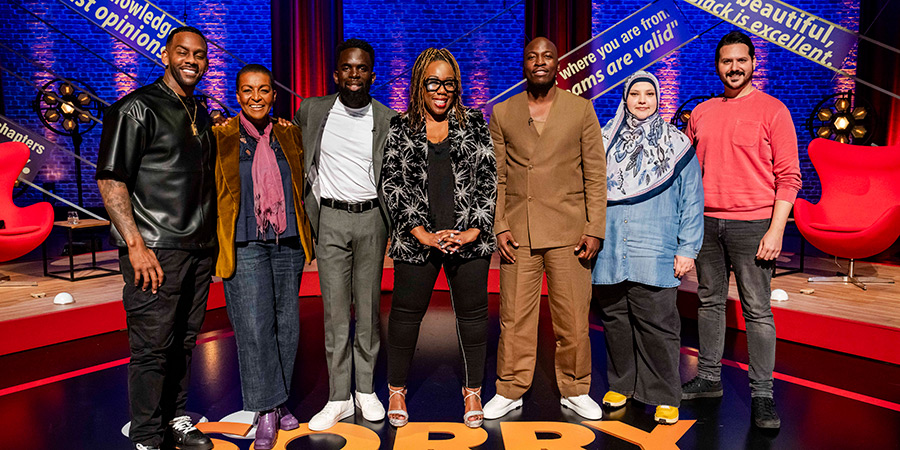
[213, 118, 314, 278]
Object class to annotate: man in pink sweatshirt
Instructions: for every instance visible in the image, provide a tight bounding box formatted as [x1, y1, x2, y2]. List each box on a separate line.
[680, 31, 801, 430]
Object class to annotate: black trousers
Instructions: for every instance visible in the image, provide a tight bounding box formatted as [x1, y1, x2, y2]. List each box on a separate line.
[594, 282, 681, 406]
[119, 248, 213, 447]
[388, 253, 490, 389]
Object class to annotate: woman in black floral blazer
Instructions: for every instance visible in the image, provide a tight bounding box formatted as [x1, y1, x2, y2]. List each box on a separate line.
[381, 48, 496, 429]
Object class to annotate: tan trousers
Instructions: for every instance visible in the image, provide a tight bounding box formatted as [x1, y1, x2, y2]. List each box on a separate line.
[495, 244, 593, 399]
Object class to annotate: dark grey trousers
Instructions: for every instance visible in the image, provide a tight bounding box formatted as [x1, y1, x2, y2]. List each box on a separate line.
[594, 282, 681, 406]
[315, 204, 388, 401]
[695, 217, 776, 398]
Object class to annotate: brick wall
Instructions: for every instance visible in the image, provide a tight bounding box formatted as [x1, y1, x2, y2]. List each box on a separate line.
[0, 0, 271, 207]
[592, 0, 860, 201]
[1, 0, 859, 207]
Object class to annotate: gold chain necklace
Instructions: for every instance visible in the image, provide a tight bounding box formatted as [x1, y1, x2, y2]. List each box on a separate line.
[164, 80, 198, 136]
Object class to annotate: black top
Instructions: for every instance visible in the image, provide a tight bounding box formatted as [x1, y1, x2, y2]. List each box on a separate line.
[234, 122, 299, 242]
[96, 78, 216, 249]
[426, 138, 455, 231]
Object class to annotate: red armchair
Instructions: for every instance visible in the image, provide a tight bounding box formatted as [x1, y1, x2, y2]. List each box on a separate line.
[793, 138, 900, 290]
[0, 142, 53, 280]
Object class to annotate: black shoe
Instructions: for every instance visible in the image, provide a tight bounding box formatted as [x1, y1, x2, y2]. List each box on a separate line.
[751, 397, 781, 429]
[681, 376, 724, 400]
[166, 415, 213, 450]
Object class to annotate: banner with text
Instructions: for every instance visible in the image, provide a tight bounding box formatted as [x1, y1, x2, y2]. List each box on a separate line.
[0, 115, 55, 183]
[681, 0, 856, 70]
[59, 0, 179, 61]
[486, 0, 692, 109]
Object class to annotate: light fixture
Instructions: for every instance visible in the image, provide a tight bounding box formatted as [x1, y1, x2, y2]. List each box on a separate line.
[671, 95, 715, 131]
[32, 78, 103, 207]
[805, 92, 876, 145]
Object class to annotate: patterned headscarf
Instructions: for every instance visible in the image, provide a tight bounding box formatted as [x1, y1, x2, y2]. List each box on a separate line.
[601, 71, 694, 205]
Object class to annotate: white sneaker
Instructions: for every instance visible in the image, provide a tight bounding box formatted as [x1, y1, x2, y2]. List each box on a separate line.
[482, 394, 523, 420]
[561, 394, 602, 420]
[355, 391, 386, 422]
[308, 399, 354, 431]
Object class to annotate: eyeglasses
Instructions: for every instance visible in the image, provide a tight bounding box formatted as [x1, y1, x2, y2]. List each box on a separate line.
[424, 78, 459, 93]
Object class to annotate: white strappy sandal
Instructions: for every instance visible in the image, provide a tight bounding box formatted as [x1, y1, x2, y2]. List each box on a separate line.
[462, 387, 484, 428]
[387, 386, 408, 427]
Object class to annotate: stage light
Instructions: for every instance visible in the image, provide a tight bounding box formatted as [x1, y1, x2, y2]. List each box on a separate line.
[32, 78, 102, 207]
[671, 95, 714, 131]
[62, 118, 76, 131]
[834, 97, 850, 112]
[805, 92, 876, 145]
[43, 109, 60, 123]
[833, 115, 850, 131]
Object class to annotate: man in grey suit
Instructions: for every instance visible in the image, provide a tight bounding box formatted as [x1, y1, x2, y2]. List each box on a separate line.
[292, 38, 397, 431]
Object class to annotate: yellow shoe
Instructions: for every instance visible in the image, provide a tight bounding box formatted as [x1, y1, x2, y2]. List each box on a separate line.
[655, 405, 679, 424]
[602, 391, 628, 409]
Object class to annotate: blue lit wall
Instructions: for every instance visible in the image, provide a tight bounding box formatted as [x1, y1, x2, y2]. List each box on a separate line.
[592, 0, 859, 201]
[0, 0, 271, 208]
[342, 0, 526, 113]
[1, 0, 858, 209]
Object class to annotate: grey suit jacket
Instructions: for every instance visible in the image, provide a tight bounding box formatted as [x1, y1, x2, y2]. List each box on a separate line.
[291, 94, 397, 237]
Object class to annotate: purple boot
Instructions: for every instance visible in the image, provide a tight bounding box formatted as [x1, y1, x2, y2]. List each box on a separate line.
[278, 405, 300, 431]
[254, 411, 278, 450]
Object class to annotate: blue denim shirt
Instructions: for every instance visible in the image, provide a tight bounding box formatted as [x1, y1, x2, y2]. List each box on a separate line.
[592, 156, 704, 288]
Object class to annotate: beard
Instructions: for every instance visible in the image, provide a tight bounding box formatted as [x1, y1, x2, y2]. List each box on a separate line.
[339, 85, 371, 108]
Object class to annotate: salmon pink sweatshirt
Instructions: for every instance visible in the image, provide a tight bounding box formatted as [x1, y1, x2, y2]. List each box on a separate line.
[685, 89, 802, 220]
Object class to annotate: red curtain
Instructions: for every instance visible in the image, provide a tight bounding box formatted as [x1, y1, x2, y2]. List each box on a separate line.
[526, 0, 593, 55]
[271, 0, 343, 118]
[857, 0, 900, 146]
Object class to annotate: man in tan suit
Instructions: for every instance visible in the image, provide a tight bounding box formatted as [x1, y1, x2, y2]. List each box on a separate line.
[483, 37, 607, 420]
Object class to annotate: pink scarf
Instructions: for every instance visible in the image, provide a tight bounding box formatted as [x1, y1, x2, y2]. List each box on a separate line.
[240, 112, 286, 238]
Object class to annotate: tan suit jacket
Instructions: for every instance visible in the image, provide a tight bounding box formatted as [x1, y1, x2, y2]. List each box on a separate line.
[490, 89, 606, 248]
[213, 119, 315, 278]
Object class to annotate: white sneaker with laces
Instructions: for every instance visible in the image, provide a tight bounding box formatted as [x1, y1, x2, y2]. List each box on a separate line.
[482, 394, 523, 420]
[561, 394, 602, 420]
[135, 444, 159, 450]
[308, 399, 355, 431]
[355, 391, 386, 422]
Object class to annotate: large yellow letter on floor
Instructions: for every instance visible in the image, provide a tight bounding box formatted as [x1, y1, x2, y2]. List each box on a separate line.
[500, 421, 595, 449]
[582, 420, 696, 450]
[394, 422, 488, 449]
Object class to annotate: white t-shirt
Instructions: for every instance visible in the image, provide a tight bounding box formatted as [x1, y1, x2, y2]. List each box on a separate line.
[318, 97, 377, 202]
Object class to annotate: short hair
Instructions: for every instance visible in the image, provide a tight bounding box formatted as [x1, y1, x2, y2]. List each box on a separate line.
[235, 64, 273, 89]
[166, 26, 207, 46]
[337, 38, 375, 66]
[715, 30, 754, 61]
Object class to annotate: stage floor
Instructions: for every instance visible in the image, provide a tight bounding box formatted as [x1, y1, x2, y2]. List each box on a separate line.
[1, 290, 899, 449]
[1, 251, 899, 448]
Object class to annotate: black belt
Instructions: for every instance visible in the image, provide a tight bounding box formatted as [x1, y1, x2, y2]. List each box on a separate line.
[321, 197, 379, 213]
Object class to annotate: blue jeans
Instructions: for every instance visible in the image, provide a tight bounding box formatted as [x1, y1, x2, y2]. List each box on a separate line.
[223, 238, 305, 411]
[695, 217, 776, 398]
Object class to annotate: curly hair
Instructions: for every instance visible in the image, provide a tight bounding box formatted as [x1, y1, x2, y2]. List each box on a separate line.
[405, 48, 467, 130]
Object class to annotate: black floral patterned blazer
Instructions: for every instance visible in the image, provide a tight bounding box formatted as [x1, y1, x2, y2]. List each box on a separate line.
[382, 107, 497, 264]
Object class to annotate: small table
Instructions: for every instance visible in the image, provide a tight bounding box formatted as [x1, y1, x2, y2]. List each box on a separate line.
[42, 219, 121, 281]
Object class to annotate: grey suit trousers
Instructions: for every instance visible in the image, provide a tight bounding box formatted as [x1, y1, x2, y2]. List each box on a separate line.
[316, 204, 388, 401]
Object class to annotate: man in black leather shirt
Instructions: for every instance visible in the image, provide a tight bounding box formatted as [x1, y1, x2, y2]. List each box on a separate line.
[97, 26, 215, 450]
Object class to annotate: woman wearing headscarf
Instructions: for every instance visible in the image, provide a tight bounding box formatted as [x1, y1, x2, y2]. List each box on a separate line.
[213, 64, 314, 449]
[592, 70, 703, 425]
[381, 48, 497, 428]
